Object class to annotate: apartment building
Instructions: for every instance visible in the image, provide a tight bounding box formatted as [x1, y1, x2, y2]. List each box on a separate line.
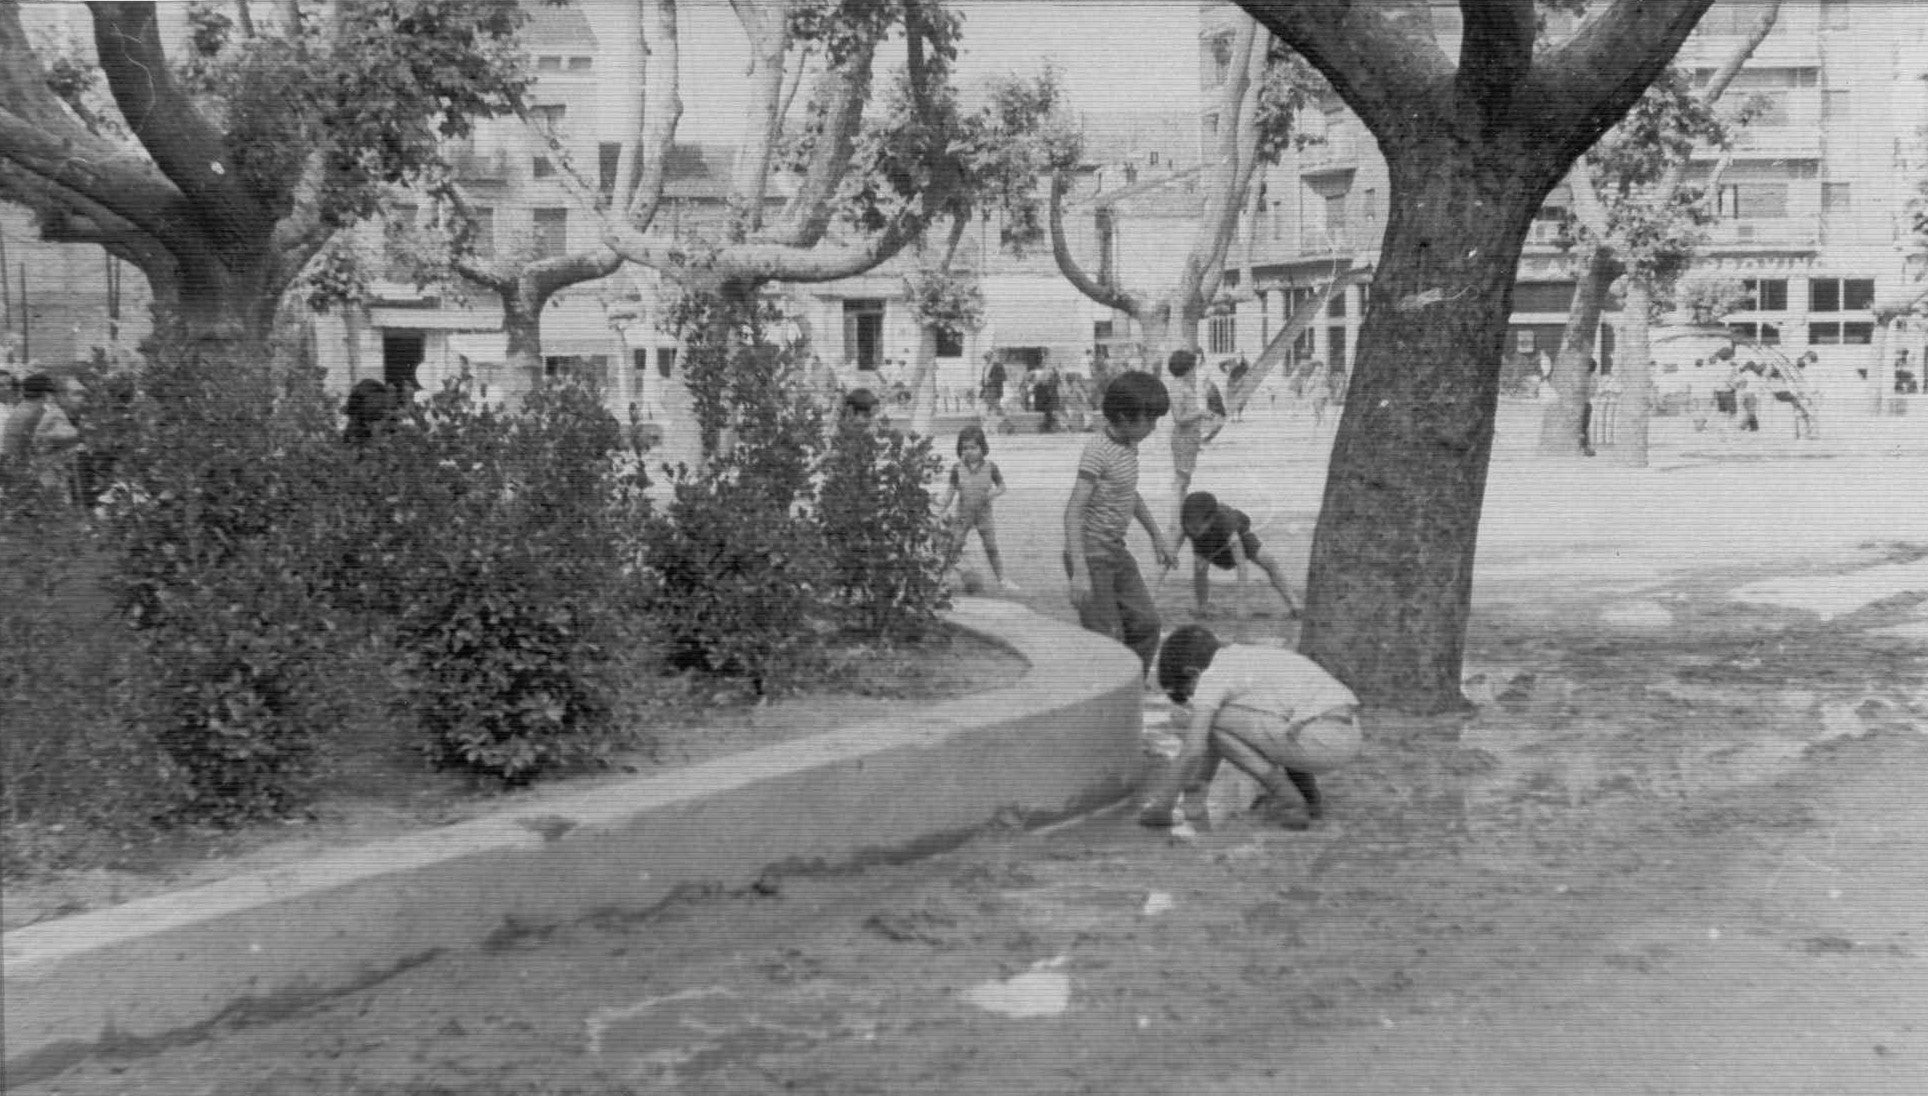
[1213, 0, 1928, 400]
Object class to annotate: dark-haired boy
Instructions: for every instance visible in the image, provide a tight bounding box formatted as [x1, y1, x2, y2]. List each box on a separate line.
[1139, 625, 1360, 831]
[1063, 371, 1176, 673]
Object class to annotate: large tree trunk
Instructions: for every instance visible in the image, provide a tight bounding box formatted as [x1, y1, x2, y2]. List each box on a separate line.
[1536, 244, 1618, 455]
[502, 295, 545, 390]
[1612, 279, 1656, 465]
[1300, 143, 1538, 712]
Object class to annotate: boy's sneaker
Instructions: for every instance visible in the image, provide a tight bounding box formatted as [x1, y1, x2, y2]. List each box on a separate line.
[1136, 799, 1182, 827]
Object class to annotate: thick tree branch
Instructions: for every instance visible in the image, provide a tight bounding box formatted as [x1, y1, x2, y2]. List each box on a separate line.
[726, 0, 790, 232]
[774, 43, 875, 248]
[1049, 171, 1138, 316]
[1192, 17, 1267, 310]
[1455, 0, 1536, 124]
[89, 2, 275, 253]
[1522, 0, 1719, 170]
[1235, 1, 1453, 139]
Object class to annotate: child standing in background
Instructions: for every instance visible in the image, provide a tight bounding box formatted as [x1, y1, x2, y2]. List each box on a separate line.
[1064, 371, 1176, 674]
[938, 424, 1018, 594]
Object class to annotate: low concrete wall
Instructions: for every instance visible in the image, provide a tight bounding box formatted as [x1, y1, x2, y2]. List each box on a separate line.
[2, 598, 1142, 1088]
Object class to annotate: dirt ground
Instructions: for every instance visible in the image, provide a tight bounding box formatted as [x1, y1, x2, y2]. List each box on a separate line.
[16, 401, 1928, 1094]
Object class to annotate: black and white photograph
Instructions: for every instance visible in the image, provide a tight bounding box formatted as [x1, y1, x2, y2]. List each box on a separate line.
[4, 0, 1926, 1091]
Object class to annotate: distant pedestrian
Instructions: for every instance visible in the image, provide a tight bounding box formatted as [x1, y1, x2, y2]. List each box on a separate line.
[937, 423, 1017, 594]
[1138, 625, 1362, 831]
[1177, 491, 1299, 619]
[1, 372, 83, 498]
[1063, 371, 1175, 674]
[1731, 361, 1762, 433]
[1578, 358, 1600, 456]
[342, 378, 398, 446]
[1165, 349, 1210, 544]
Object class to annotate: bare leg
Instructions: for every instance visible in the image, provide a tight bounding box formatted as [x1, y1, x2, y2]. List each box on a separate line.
[1250, 549, 1300, 616]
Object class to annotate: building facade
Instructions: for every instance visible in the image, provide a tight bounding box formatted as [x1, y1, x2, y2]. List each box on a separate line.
[1211, 0, 1928, 402]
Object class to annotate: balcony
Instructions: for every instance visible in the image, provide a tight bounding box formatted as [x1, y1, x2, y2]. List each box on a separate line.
[1704, 217, 1820, 251]
[1297, 129, 1360, 175]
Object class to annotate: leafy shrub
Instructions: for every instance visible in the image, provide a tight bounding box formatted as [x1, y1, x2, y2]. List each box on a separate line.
[813, 418, 950, 637]
[642, 458, 832, 692]
[100, 344, 347, 820]
[373, 375, 642, 782]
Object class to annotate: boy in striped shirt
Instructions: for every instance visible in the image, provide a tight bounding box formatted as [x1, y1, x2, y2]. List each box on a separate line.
[1063, 371, 1176, 673]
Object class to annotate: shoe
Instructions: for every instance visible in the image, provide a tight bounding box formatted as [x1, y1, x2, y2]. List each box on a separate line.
[1137, 800, 1181, 828]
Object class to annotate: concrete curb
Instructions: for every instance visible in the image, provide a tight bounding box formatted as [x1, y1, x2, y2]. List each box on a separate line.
[2, 598, 1143, 1088]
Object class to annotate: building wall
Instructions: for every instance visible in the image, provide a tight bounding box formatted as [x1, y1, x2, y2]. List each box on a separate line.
[1218, 0, 1928, 397]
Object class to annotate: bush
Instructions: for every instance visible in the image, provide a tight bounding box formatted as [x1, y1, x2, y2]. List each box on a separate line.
[371, 375, 643, 783]
[814, 419, 950, 637]
[101, 344, 347, 820]
[642, 458, 833, 692]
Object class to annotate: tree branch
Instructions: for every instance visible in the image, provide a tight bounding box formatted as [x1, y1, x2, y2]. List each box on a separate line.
[1234, 1, 1453, 140]
[774, 42, 875, 248]
[1049, 170, 1138, 316]
[89, 1, 275, 253]
[1522, 0, 1720, 170]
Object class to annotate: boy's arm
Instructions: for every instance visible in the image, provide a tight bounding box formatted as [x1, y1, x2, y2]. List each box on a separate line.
[1230, 537, 1251, 615]
[1134, 494, 1175, 569]
[1193, 555, 1212, 615]
[1064, 477, 1096, 606]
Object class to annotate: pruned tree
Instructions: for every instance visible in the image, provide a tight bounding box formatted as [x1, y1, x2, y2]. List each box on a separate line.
[1233, 0, 1716, 711]
[1536, 0, 1780, 465]
[1048, 11, 1330, 372]
[533, 0, 1015, 453]
[0, 0, 530, 353]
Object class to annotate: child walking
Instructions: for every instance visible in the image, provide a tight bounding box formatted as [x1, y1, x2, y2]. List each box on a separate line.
[1063, 371, 1176, 674]
[937, 424, 1018, 594]
[1139, 625, 1362, 831]
[1177, 491, 1299, 619]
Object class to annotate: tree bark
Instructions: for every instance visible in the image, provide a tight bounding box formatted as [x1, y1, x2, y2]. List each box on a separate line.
[1612, 279, 1655, 465]
[1298, 140, 1539, 710]
[1536, 243, 1619, 454]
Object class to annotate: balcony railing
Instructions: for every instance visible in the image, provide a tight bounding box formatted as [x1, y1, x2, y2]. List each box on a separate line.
[1705, 217, 1820, 249]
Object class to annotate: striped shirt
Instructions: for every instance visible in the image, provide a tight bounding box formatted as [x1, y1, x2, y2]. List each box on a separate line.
[1075, 430, 1141, 553]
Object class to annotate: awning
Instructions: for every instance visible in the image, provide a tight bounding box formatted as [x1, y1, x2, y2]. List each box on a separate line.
[368, 306, 503, 331]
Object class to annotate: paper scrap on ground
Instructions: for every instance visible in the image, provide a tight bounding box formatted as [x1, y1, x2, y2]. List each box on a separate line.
[1141, 891, 1174, 917]
[962, 958, 1072, 1017]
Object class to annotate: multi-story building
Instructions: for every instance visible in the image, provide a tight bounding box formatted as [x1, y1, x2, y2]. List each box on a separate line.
[1212, 0, 1928, 401]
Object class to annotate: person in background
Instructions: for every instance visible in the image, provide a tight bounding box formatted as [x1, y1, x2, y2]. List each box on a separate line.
[937, 423, 1018, 594]
[1165, 349, 1208, 544]
[1, 372, 84, 498]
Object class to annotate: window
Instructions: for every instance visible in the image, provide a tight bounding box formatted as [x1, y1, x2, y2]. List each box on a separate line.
[1326, 327, 1347, 368]
[1208, 304, 1237, 355]
[1324, 192, 1348, 240]
[1741, 278, 1787, 312]
[1716, 183, 1787, 219]
[1809, 277, 1874, 312]
[1820, 0, 1850, 29]
[598, 143, 622, 194]
[1202, 34, 1235, 88]
[532, 208, 568, 258]
[532, 156, 555, 179]
[1512, 282, 1579, 313]
[935, 327, 964, 358]
[657, 347, 676, 378]
[531, 104, 567, 127]
[567, 56, 593, 71]
[537, 55, 562, 72]
[1822, 183, 1852, 214]
[1514, 330, 1538, 355]
[1326, 290, 1346, 319]
[1808, 322, 1872, 345]
[467, 206, 494, 258]
[843, 299, 884, 368]
[1727, 322, 1782, 344]
[632, 348, 648, 373]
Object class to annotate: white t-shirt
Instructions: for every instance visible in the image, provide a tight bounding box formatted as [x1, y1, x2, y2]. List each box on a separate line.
[1190, 645, 1359, 726]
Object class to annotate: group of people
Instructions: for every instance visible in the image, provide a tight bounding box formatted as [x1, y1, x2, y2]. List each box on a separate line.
[0, 368, 89, 502]
[938, 354, 1357, 834]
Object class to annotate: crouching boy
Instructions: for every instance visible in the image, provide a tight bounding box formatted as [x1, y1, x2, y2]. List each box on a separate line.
[1139, 625, 1360, 831]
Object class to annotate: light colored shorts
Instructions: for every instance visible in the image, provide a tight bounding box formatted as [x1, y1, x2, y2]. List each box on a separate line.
[1215, 703, 1361, 774]
[1170, 430, 1201, 477]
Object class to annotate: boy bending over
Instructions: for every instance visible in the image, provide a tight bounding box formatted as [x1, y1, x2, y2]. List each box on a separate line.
[1177, 491, 1299, 619]
[1139, 626, 1360, 831]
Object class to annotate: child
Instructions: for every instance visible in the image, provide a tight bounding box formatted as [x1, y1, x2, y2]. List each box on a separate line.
[1177, 491, 1299, 619]
[938, 424, 1018, 593]
[1164, 350, 1208, 544]
[1139, 625, 1361, 831]
[1063, 371, 1176, 673]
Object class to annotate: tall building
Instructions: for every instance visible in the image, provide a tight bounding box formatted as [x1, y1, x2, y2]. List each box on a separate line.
[1215, 0, 1928, 401]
